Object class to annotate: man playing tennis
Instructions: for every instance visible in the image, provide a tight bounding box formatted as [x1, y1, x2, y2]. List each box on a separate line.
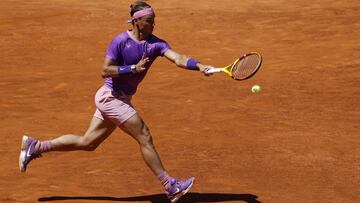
[19, 1, 214, 202]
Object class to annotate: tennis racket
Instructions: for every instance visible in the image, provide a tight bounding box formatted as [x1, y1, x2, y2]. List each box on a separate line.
[207, 52, 263, 80]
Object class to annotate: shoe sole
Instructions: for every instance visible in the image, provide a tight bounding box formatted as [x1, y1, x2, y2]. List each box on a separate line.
[171, 177, 195, 203]
[19, 135, 29, 172]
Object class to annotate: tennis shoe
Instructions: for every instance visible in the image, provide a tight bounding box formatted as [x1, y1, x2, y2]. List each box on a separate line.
[165, 177, 195, 203]
[19, 135, 41, 172]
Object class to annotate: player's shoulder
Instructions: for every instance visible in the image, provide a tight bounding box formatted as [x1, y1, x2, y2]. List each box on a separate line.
[111, 31, 130, 43]
[148, 34, 167, 44]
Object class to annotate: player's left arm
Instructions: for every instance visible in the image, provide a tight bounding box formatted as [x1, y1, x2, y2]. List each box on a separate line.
[164, 49, 213, 74]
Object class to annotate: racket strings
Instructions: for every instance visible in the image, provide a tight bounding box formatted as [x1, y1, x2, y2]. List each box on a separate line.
[232, 54, 261, 80]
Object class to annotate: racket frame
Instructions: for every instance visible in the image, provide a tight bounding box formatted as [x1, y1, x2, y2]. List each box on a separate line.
[207, 52, 262, 80]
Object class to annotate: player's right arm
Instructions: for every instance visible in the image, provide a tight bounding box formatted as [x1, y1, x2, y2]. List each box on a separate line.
[101, 56, 149, 78]
[101, 57, 119, 78]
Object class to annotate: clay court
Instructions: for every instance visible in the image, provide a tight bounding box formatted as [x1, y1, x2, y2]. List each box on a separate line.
[1, 0, 359, 202]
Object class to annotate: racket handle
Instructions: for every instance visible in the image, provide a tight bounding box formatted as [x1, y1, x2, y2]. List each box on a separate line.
[206, 68, 221, 74]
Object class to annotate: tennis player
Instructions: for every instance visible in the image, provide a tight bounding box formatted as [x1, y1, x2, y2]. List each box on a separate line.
[19, 1, 214, 202]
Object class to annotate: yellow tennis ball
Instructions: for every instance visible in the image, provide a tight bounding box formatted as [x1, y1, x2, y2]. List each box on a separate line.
[251, 85, 261, 93]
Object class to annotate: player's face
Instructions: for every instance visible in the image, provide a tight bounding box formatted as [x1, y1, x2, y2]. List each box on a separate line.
[135, 14, 155, 37]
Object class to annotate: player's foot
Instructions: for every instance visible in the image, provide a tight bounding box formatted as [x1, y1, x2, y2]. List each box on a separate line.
[165, 177, 195, 203]
[19, 135, 41, 172]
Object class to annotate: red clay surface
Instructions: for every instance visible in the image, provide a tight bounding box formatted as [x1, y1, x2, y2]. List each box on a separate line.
[1, 0, 359, 202]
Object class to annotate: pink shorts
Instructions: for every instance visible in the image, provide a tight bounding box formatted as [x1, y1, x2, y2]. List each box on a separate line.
[94, 85, 136, 126]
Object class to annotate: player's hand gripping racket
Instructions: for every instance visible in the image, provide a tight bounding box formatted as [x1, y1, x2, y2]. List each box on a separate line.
[206, 52, 263, 80]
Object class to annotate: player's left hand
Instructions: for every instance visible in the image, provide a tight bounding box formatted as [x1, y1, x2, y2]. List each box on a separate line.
[198, 64, 215, 76]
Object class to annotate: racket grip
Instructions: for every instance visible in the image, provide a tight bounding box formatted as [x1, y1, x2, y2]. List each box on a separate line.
[206, 68, 221, 74]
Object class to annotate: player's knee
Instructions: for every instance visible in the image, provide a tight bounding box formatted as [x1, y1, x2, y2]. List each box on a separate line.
[138, 126, 153, 146]
[84, 144, 98, 151]
[80, 136, 99, 151]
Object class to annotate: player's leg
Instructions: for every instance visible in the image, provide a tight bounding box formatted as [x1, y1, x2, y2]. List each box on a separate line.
[19, 116, 116, 172]
[119, 113, 194, 203]
[119, 113, 164, 175]
[50, 116, 116, 151]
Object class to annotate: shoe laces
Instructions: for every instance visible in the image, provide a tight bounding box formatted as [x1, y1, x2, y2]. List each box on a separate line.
[26, 153, 42, 164]
[166, 179, 180, 194]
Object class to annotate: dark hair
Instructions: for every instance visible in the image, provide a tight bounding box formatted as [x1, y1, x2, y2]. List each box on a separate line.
[130, 1, 151, 17]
